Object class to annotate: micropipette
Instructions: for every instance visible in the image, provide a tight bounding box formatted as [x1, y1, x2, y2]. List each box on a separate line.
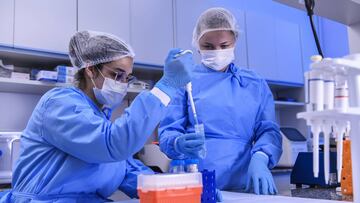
[311, 121, 321, 178]
[174, 49, 193, 58]
[323, 122, 331, 184]
[173, 49, 205, 158]
[174, 50, 199, 125]
[186, 82, 199, 125]
[336, 122, 346, 182]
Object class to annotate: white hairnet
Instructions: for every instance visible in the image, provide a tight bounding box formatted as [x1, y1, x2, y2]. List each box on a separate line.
[69, 30, 135, 69]
[192, 7, 239, 49]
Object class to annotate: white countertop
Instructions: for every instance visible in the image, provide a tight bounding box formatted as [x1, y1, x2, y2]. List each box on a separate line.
[112, 191, 346, 203]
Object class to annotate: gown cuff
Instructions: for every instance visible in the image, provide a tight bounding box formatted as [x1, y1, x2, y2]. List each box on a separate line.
[150, 87, 171, 106]
[255, 151, 269, 162]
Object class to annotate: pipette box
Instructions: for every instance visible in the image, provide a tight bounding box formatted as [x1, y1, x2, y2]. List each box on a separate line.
[57, 75, 74, 83]
[11, 72, 30, 80]
[56, 65, 78, 76]
[137, 172, 202, 203]
[36, 70, 57, 82]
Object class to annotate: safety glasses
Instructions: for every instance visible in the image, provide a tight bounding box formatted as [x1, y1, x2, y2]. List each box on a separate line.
[96, 65, 136, 84]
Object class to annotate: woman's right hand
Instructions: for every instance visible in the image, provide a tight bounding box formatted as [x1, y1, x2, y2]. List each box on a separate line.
[155, 48, 194, 97]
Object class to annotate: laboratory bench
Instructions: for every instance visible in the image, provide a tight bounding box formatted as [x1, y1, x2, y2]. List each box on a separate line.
[288, 188, 352, 202]
[0, 185, 352, 202]
[111, 188, 352, 203]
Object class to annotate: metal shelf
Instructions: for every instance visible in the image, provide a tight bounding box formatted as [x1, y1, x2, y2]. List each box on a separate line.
[0, 45, 164, 71]
[0, 45, 70, 68]
[275, 100, 305, 109]
[0, 77, 67, 94]
[0, 77, 145, 98]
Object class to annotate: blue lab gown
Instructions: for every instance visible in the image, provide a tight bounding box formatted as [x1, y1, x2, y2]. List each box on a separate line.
[1, 86, 167, 202]
[159, 63, 282, 191]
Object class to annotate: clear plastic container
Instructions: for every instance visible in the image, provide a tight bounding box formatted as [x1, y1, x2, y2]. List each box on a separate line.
[137, 172, 203, 203]
[194, 123, 206, 159]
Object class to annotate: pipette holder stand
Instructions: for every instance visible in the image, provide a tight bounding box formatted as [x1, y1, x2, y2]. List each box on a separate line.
[298, 110, 360, 202]
[298, 55, 360, 202]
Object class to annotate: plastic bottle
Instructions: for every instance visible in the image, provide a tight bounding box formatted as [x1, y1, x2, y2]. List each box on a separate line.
[185, 159, 199, 173]
[169, 159, 185, 173]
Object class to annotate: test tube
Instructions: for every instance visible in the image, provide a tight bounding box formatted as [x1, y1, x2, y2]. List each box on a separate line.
[195, 123, 206, 159]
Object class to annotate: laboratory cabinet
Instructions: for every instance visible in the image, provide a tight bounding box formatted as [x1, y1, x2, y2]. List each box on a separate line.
[246, 11, 303, 84]
[78, 0, 172, 66]
[13, 0, 77, 53]
[129, 0, 174, 66]
[245, 11, 278, 79]
[174, 0, 248, 68]
[0, 0, 14, 46]
[78, 0, 131, 44]
[0, 92, 41, 131]
[274, 19, 303, 84]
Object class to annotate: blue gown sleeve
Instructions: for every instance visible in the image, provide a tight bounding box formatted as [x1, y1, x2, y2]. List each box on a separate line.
[251, 79, 283, 168]
[118, 157, 154, 198]
[42, 90, 167, 163]
[158, 89, 188, 159]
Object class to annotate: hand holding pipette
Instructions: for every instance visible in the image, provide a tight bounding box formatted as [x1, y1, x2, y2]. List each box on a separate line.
[174, 50, 206, 158]
[174, 50, 199, 125]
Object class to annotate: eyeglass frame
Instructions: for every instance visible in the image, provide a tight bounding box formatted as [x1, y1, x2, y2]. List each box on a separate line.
[95, 64, 136, 84]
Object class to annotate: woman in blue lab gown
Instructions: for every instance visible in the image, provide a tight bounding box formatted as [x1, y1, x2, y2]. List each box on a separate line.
[0, 31, 194, 202]
[159, 8, 282, 195]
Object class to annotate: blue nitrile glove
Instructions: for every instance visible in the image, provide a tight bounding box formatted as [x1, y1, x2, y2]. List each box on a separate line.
[245, 152, 278, 195]
[155, 48, 194, 97]
[174, 133, 205, 159]
[216, 189, 223, 202]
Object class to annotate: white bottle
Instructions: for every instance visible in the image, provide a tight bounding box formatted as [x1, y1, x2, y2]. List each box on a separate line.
[334, 75, 349, 112]
[308, 55, 324, 112]
[323, 72, 335, 110]
[309, 69, 324, 111]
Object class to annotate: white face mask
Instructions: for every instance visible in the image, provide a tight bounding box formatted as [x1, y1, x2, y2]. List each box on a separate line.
[200, 48, 235, 71]
[92, 73, 128, 110]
